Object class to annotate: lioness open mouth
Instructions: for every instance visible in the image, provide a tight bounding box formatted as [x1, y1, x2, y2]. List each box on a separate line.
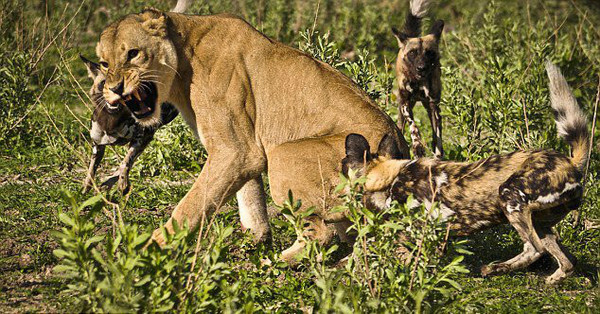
[119, 82, 158, 119]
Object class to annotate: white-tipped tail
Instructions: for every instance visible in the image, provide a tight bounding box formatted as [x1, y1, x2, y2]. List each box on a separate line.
[410, 0, 431, 18]
[545, 61, 590, 170]
[171, 0, 192, 13]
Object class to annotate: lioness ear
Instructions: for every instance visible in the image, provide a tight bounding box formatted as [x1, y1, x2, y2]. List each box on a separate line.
[392, 27, 409, 47]
[429, 20, 444, 40]
[141, 8, 168, 37]
[377, 134, 402, 159]
[80, 54, 100, 80]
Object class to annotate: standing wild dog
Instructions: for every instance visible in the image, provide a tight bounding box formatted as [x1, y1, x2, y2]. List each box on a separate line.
[81, 55, 179, 194]
[392, 0, 444, 158]
[342, 62, 589, 284]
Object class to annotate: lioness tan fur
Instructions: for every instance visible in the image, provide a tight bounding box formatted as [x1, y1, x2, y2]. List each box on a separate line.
[95, 9, 409, 260]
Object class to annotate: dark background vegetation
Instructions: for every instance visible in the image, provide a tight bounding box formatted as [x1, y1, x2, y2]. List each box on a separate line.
[0, 0, 598, 312]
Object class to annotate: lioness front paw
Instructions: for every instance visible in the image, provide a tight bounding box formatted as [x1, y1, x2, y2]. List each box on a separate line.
[150, 228, 167, 248]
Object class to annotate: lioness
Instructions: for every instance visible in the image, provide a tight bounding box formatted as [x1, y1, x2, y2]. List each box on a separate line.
[95, 8, 409, 259]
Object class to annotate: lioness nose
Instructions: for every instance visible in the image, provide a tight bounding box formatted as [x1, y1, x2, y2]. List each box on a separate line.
[109, 80, 124, 96]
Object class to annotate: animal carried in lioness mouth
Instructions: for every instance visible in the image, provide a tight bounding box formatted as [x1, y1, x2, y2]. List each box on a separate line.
[94, 5, 410, 260]
[342, 62, 589, 284]
[80, 55, 178, 194]
[392, 0, 444, 158]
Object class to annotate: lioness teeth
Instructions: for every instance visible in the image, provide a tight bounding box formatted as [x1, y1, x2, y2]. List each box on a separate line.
[133, 90, 141, 101]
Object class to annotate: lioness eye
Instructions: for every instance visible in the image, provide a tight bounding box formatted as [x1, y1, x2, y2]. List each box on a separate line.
[127, 49, 139, 61]
[100, 61, 109, 69]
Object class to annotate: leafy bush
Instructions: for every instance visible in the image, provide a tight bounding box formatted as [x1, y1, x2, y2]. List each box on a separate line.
[53, 170, 468, 312]
[0, 49, 35, 148]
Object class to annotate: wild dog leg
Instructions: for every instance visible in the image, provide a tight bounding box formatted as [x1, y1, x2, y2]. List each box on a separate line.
[83, 144, 106, 193]
[102, 135, 153, 194]
[426, 101, 443, 159]
[400, 101, 426, 158]
[237, 177, 271, 244]
[537, 226, 575, 284]
[481, 241, 543, 277]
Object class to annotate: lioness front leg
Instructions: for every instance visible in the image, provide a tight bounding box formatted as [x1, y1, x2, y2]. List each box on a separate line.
[151, 151, 265, 247]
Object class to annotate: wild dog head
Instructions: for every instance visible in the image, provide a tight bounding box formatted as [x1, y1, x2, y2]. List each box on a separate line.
[80, 55, 109, 108]
[342, 133, 407, 211]
[96, 8, 178, 126]
[392, 20, 444, 81]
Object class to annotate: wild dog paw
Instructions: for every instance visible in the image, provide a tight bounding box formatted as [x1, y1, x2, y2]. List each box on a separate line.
[545, 269, 571, 285]
[101, 175, 119, 190]
[117, 176, 131, 194]
[82, 178, 93, 193]
[481, 264, 510, 277]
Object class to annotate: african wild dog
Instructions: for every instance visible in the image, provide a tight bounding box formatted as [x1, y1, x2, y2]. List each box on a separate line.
[80, 55, 178, 194]
[392, 0, 444, 158]
[342, 62, 589, 284]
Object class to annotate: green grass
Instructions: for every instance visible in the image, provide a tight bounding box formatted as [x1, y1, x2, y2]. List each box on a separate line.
[0, 0, 599, 312]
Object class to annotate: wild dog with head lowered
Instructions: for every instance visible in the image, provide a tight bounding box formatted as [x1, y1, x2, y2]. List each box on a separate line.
[392, 0, 444, 158]
[342, 62, 589, 284]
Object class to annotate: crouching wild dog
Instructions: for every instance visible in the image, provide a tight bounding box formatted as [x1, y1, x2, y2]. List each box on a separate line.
[80, 55, 179, 194]
[393, 0, 444, 158]
[342, 62, 589, 284]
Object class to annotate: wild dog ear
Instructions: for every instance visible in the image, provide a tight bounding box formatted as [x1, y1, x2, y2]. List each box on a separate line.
[429, 20, 444, 40]
[392, 27, 409, 46]
[141, 8, 168, 37]
[342, 133, 372, 176]
[377, 134, 402, 159]
[80, 54, 100, 80]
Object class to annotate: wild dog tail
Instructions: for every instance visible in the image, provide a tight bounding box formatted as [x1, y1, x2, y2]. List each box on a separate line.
[546, 61, 590, 171]
[171, 0, 192, 13]
[403, 0, 432, 37]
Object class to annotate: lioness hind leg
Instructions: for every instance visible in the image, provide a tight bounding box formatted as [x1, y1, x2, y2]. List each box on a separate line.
[267, 135, 346, 262]
[237, 177, 271, 244]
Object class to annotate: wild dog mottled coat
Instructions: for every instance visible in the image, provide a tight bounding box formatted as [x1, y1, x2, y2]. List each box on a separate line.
[342, 62, 589, 284]
[393, 0, 444, 158]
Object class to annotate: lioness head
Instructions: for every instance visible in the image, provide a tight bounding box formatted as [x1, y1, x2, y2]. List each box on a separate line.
[96, 8, 178, 126]
[342, 133, 407, 211]
[392, 20, 444, 81]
